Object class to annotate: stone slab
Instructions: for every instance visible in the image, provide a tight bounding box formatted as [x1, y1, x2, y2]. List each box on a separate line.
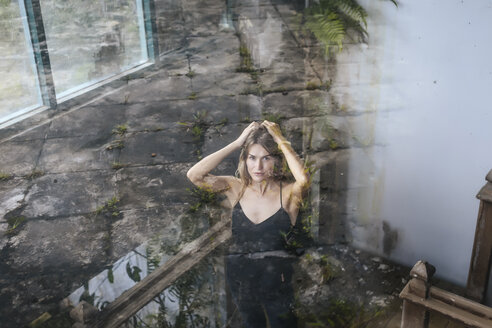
[92, 75, 192, 105]
[189, 95, 261, 124]
[156, 51, 190, 77]
[230, 3, 282, 20]
[188, 34, 240, 74]
[0, 109, 54, 143]
[0, 122, 50, 143]
[262, 90, 333, 119]
[0, 177, 29, 219]
[7, 215, 108, 271]
[201, 123, 249, 159]
[309, 115, 355, 151]
[185, 0, 226, 10]
[114, 164, 193, 210]
[37, 136, 116, 173]
[110, 205, 188, 258]
[47, 104, 127, 139]
[0, 140, 44, 176]
[184, 7, 227, 37]
[191, 72, 253, 97]
[23, 171, 116, 219]
[123, 101, 193, 132]
[315, 149, 350, 191]
[260, 54, 320, 91]
[118, 129, 196, 166]
[279, 116, 311, 154]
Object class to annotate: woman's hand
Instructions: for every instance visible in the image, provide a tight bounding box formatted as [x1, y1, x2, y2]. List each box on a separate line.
[235, 121, 260, 147]
[262, 120, 286, 144]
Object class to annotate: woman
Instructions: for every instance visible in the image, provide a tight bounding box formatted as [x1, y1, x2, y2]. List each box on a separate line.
[187, 120, 309, 327]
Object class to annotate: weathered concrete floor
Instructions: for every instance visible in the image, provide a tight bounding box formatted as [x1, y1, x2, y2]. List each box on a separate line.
[0, 0, 468, 327]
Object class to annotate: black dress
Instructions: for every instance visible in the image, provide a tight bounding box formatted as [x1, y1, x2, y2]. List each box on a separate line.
[226, 184, 297, 327]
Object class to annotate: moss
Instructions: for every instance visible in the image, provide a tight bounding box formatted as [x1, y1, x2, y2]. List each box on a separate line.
[0, 172, 12, 181]
[306, 81, 320, 90]
[185, 70, 196, 78]
[25, 170, 44, 180]
[261, 112, 284, 124]
[111, 162, 126, 170]
[295, 299, 384, 328]
[320, 255, 338, 282]
[188, 92, 198, 100]
[329, 139, 339, 150]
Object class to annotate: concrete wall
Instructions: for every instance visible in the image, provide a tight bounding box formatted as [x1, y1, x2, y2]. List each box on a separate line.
[338, 0, 492, 285]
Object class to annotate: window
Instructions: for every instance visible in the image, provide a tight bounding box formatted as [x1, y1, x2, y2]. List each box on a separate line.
[0, 0, 157, 126]
[0, 0, 42, 122]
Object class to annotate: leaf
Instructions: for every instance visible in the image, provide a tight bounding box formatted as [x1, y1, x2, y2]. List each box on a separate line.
[107, 267, 114, 283]
[126, 262, 142, 282]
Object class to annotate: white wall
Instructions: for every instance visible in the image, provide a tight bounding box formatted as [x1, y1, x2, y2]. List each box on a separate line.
[340, 0, 492, 285]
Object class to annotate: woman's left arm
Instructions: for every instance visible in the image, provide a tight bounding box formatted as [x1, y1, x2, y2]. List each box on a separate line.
[262, 121, 310, 191]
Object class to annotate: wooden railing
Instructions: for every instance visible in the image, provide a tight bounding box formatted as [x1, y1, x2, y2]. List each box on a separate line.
[466, 169, 492, 302]
[400, 168, 492, 327]
[68, 218, 232, 327]
[400, 261, 492, 328]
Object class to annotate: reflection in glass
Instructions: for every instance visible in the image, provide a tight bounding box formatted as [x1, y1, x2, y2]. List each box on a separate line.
[68, 236, 226, 327]
[0, 0, 42, 123]
[39, 0, 149, 97]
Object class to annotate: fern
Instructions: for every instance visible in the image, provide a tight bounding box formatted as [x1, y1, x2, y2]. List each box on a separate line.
[304, 0, 371, 55]
[305, 12, 346, 54]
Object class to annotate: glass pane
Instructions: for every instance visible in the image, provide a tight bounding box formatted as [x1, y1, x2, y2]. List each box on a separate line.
[0, 0, 42, 122]
[39, 0, 149, 97]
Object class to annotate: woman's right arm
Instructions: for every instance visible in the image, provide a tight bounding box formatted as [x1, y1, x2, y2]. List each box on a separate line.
[186, 122, 258, 191]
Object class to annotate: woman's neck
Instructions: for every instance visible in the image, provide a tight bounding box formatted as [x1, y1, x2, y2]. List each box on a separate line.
[249, 180, 277, 195]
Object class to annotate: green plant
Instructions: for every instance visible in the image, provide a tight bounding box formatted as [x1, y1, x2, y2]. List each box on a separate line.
[187, 186, 220, 213]
[240, 116, 251, 123]
[303, 0, 368, 55]
[178, 111, 209, 142]
[237, 44, 256, 73]
[185, 70, 196, 78]
[123, 94, 130, 105]
[5, 216, 26, 236]
[303, 0, 397, 56]
[106, 139, 125, 150]
[95, 196, 121, 219]
[188, 92, 198, 100]
[112, 124, 128, 136]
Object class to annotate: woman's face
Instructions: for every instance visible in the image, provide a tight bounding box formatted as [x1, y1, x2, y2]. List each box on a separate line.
[246, 143, 276, 183]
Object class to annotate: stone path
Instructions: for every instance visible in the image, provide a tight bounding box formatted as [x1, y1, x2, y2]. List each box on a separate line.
[0, 0, 468, 327]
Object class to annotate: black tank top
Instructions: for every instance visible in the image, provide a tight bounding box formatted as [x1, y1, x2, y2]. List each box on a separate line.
[229, 183, 293, 254]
